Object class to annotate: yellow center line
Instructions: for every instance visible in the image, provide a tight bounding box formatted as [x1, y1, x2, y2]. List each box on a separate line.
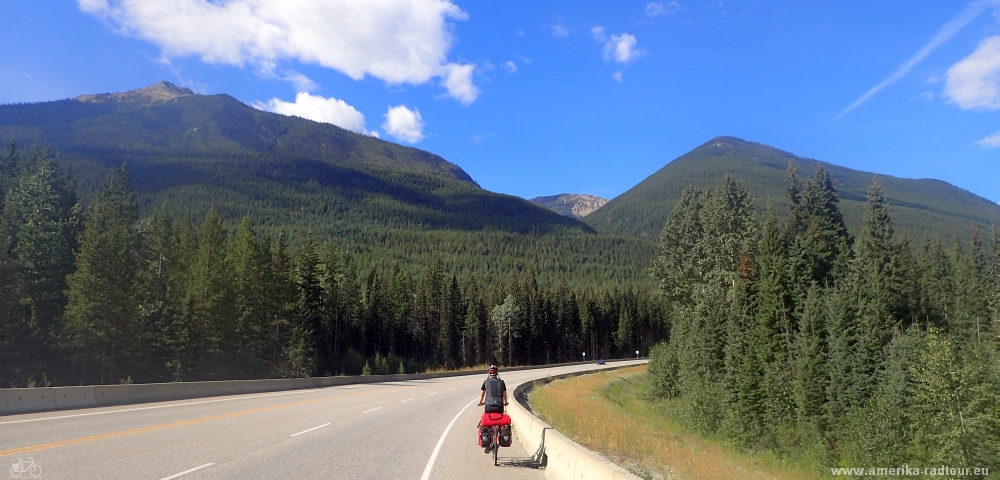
[0, 387, 401, 458]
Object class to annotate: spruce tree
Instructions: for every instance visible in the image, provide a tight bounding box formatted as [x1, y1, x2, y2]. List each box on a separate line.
[229, 215, 269, 377]
[752, 210, 794, 437]
[65, 166, 141, 384]
[184, 209, 235, 379]
[6, 147, 80, 377]
[139, 205, 186, 381]
[846, 179, 900, 406]
[793, 283, 828, 432]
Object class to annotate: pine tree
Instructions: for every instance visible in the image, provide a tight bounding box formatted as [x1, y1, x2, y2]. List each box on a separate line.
[138, 205, 186, 381]
[651, 186, 707, 307]
[0, 208, 22, 386]
[6, 147, 80, 377]
[751, 210, 794, 437]
[846, 179, 900, 406]
[229, 215, 269, 377]
[793, 283, 828, 432]
[297, 233, 323, 370]
[184, 209, 235, 379]
[65, 166, 141, 384]
[801, 166, 851, 284]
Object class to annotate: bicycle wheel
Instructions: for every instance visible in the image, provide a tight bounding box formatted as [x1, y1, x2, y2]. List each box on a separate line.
[493, 427, 499, 466]
[29, 465, 41, 477]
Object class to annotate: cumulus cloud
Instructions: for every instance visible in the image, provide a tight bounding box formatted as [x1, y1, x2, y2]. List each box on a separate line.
[946, 35, 1000, 109]
[645, 2, 679, 17]
[552, 23, 570, 37]
[604, 33, 641, 63]
[442, 63, 479, 105]
[258, 92, 375, 136]
[503, 61, 517, 74]
[591, 27, 641, 64]
[978, 130, 1000, 147]
[383, 105, 425, 143]
[77, 0, 478, 103]
[613, 71, 623, 82]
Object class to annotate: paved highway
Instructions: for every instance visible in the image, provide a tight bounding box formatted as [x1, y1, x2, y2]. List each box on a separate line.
[1, 361, 644, 479]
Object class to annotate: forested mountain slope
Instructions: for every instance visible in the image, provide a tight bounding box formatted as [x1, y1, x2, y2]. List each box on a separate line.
[0, 82, 585, 235]
[586, 136, 1000, 239]
[0, 83, 661, 288]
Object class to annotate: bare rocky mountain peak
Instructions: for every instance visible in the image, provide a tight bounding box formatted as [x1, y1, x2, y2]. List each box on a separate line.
[76, 81, 196, 106]
[530, 193, 608, 219]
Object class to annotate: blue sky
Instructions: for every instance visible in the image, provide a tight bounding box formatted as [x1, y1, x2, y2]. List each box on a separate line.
[1, 1, 999, 203]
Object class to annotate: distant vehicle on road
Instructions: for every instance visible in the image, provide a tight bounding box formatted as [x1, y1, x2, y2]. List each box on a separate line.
[596, 359, 605, 365]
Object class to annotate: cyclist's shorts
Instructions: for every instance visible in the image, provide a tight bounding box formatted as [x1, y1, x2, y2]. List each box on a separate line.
[485, 405, 504, 414]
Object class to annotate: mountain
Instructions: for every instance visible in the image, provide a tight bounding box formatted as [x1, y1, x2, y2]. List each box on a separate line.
[586, 136, 1000, 240]
[0, 82, 586, 235]
[0, 83, 666, 288]
[530, 193, 608, 219]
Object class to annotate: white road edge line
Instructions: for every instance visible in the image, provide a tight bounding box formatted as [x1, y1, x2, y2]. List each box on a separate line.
[402, 398, 414, 402]
[420, 398, 477, 480]
[428, 392, 438, 396]
[160, 463, 214, 480]
[290, 422, 331, 437]
[363, 407, 383, 414]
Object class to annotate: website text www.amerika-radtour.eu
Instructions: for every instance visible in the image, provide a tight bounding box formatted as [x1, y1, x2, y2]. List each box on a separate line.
[830, 466, 989, 477]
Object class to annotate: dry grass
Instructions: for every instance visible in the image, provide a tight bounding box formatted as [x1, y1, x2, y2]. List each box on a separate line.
[422, 363, 502, 374]
[530, 366, 826, 480]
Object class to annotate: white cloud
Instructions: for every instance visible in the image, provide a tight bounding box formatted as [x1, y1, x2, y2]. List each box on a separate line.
[258, 92, 376, 136]
[471, 133, 497, 143]
[613, 71, 623, 82]
[645, 2, 679, 17]
[832, 0, 994, 122]
[977, 130, 1000, 147]
[591, 27, 641, 64]
[919, 91, 934, 101]
[503, 61, 517, 74]
[442, 63, 479, 105]
[383, 105, 425, 143]
[281, 71, 318, 92]
[590, 26, 606, 42]
[77, 0, 478, 104]
[552, 24, 570, 37]
[946, 35, 1000, 110]
[604, 33, 641, 63]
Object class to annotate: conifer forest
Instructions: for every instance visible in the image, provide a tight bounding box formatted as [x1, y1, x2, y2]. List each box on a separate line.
[647, 165, 1000, 467]
[0, 143, 666, 387]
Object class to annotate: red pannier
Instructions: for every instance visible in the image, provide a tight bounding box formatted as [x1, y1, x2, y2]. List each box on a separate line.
[480, 413, 511, 427]
[478, 413, 512, 447]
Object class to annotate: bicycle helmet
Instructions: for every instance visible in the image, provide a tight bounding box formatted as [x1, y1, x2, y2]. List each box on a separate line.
[488, 365, 499, 376]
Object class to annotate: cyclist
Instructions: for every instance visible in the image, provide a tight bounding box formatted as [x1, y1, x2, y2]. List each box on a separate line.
[478, 364, 509, 454]
[478, 364, 508, 413]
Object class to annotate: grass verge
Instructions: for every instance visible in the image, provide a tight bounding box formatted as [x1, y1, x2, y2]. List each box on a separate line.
[529, 366, 826, 480]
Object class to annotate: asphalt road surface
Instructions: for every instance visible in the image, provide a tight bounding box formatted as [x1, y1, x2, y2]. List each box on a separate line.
[1, 361, 645, 479]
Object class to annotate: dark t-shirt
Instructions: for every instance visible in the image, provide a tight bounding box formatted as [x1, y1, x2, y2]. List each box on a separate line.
[481, 377, 507, 407]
